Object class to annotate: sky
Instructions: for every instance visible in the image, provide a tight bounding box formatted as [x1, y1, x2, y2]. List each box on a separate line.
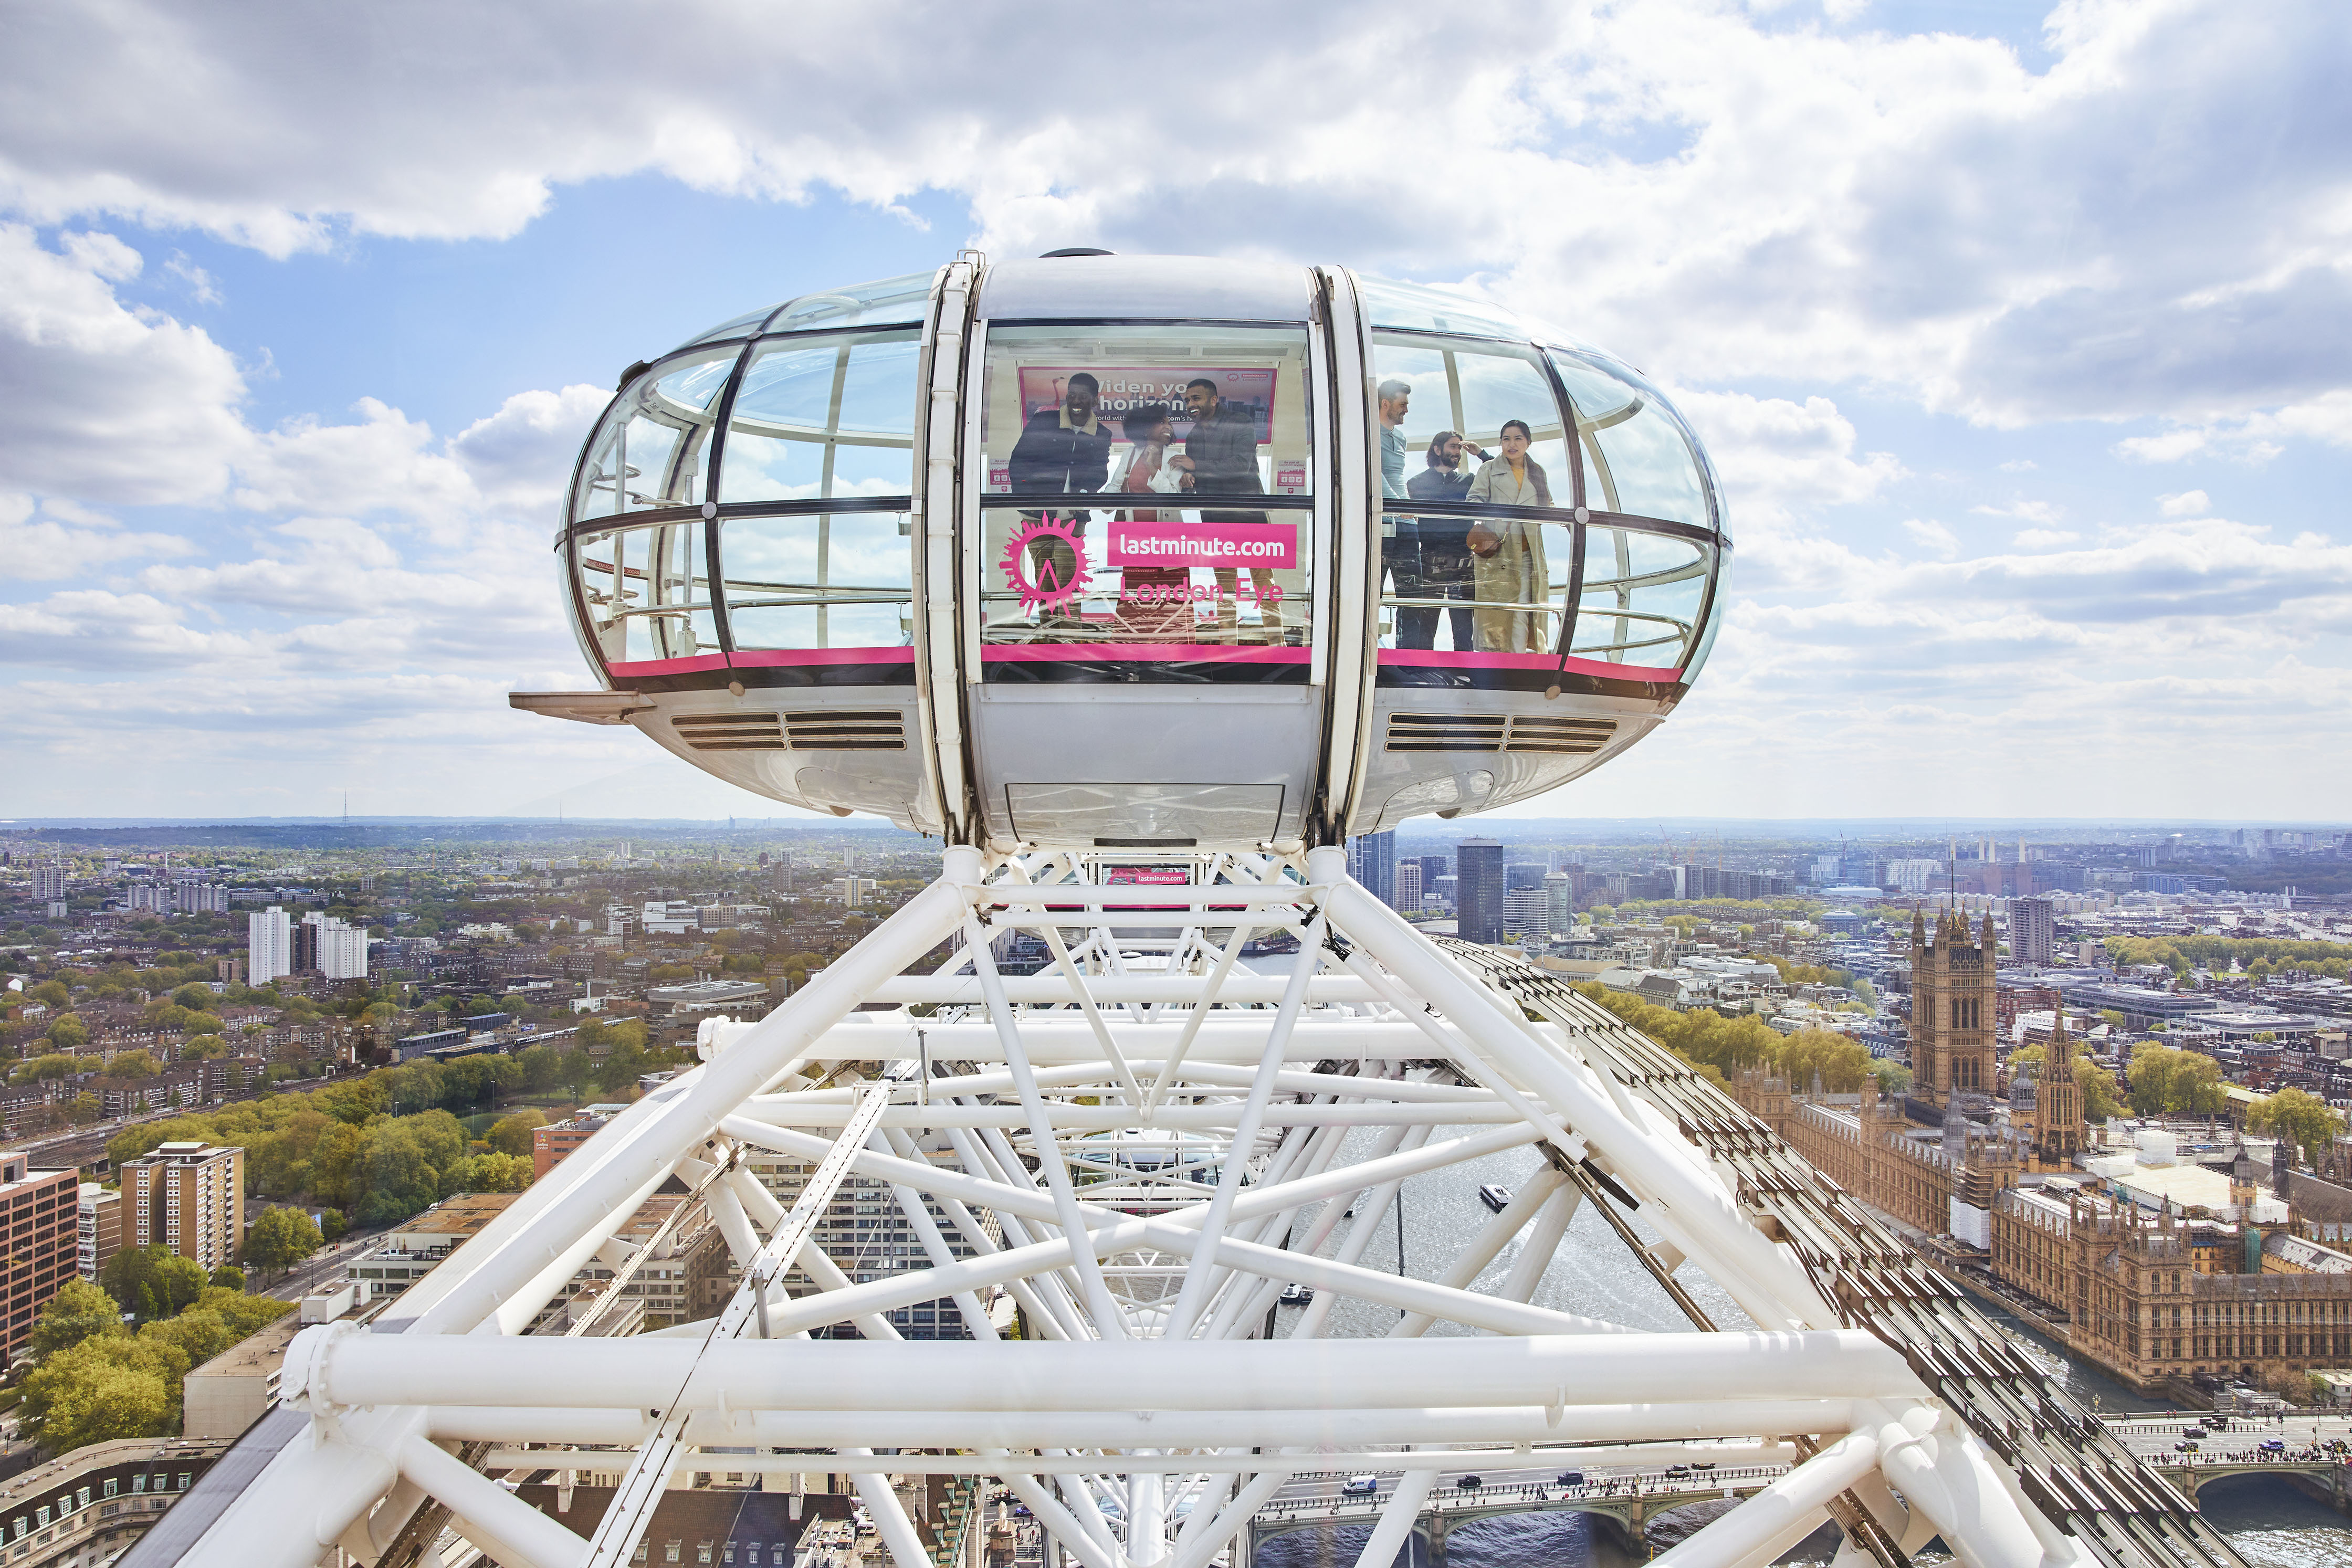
[2, 0, 2348, 826]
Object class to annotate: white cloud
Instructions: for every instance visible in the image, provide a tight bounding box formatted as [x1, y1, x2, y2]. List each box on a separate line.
[2118, 392, 2352, 464]
[450, 385, 611, 511]
[0, 1, 2346, 436]
[0, 224, 250, 504]
[164, 251, 221, 305]
[1902, 519, 1958, 559]
[1972, 500, 2067, 525]
[1670, 390, 1904, 533]
[0, 493, 194, 580]
[2011, 528, 2082, 550]
[2158, 489, 2210, 517]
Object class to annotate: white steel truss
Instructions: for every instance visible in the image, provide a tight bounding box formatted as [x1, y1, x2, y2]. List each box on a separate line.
[166, 846, 2239, 1568]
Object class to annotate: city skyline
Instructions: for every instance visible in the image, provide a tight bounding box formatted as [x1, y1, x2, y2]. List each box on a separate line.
[4, 2, 2350, 824]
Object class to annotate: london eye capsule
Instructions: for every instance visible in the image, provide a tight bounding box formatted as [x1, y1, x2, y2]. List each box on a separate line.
[515, 255, 1729, 848]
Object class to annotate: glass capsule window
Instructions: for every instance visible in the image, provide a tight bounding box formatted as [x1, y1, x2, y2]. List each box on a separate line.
[574, 519, 720, 669]
[720, 510, 912, 653]
[1573, 527, 1713, 671]
[1370, 333, 1572, 656]
[571, 348, 738, 522]
[718, 330, 918, 502]
[975, 324, 1314, 662]
[1548, 351, 1714, 532]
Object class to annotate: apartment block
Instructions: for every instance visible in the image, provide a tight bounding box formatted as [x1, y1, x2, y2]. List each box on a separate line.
[119, 1143, 245, 1272]
[0, 1156, 82, 1361]
[78, 1183, 122, 1282]
[247, 907, 291, 987]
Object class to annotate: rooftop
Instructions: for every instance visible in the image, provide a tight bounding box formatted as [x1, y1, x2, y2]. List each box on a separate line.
[185, 1315, 303, 1382]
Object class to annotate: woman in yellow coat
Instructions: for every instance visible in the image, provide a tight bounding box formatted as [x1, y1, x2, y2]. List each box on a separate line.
[1463, 419, 1554, 653]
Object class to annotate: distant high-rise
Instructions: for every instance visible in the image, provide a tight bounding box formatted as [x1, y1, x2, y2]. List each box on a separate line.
[2010, 896, 2055, 967]
[32, 864, 66, 901]
[1502, 887, 1548, 940]
[1543, 871, 1576, 934]
[1456, 839, 1505, 945]
[1348, 831, 1398, 908]
[1416, 854, 1450, 883]
[249, 906, 292, 985]
[1396, 862, 1423, 912]
[1506, 861, 1548, 893]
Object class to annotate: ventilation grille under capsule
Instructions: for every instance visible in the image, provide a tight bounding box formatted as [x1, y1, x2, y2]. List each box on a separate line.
[671, 711, 908, 752]
[1384, 712, 1618, 755]
[784, 711, 907, 751]
[672, 712, 786, 752]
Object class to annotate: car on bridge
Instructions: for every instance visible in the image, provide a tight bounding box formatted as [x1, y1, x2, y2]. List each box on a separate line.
[1555, 1471, 1585, 1487]
[1454, 1475, 1482, 1489]
[1343, 1477, 1379, 1496]
[2260, 1439, 2286, 1454]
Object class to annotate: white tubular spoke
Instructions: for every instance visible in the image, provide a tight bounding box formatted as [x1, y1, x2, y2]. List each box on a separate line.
[967, 913, 1132, 1339]
[1162, 913, 1326, 1340]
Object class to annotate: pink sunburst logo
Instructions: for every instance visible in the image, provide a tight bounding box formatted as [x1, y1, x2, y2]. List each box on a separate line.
[1000, 515, 1091, 615]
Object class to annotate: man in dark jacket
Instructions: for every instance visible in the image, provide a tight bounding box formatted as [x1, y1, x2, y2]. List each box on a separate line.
[1006, 372, 1112, 627]
[1008, 372, 1114, 501]
[1171, 377, 1274, 635]
[1401, 429, 1487, 650]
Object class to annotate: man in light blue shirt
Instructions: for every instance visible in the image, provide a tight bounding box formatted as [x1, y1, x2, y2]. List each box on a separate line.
[1377, 378, 1419, 646]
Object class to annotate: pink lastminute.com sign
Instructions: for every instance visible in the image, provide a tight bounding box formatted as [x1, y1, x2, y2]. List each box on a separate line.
[1106, 518, 1298, 570]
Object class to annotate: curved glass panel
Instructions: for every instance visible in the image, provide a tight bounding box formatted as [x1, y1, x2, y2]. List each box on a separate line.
[764, 271, 934, 334]
[574, 519, 719, 668]
[1572, 527, 1710, 670]
[719, 330, 919, 502]
[570, 348, 739, 523]
[679, 306, 778, 348]
[720, 511, 913, 651]
[1356, 277, 1530, 341]
[1370, 334, 1569, 501]
[1548, 352, 1712, 531]
[1375, 513, 1574, 654]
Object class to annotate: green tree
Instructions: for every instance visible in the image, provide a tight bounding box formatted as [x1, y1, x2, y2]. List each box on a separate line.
[488, 1109, 546, 1158]
[102, 1049, 160, 1082]
[101, 1246, 209, 1321]
[14, 1053, 76, 1085]
[2074, 1059, 2125, 1123]
[169, 983, 218, 1012]
[2247, 1087, 2342, 1165]
[319, 1207, 348, 1242]
[559, 1048, 596, 1102]
[27, 1279, 126, 1362]
[27, 979, 69, 1008]
[45, 1015, 88, 1051]
[2127, 1045, 2228, 1116]
[209, 1266, 246, 1290]
[244, 1206, 324, 1279]
[519, 1044, 561, 1092]
[19, 1338, 175, 1453]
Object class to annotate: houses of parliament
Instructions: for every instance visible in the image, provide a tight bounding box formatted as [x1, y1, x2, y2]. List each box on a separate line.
[1731, 907, 2351, 1398]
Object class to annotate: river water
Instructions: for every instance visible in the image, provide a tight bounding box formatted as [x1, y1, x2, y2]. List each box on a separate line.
[1252, 1131, 2352, 1567]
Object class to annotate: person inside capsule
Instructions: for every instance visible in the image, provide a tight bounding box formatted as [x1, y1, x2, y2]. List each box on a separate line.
[1009, 370, 1112, 626]
[1109, 402, 1191, 639]
[1170, 376, 1278, 639]
[1465, 418, 1551, 653]
[1402, 428, 1487, 651]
